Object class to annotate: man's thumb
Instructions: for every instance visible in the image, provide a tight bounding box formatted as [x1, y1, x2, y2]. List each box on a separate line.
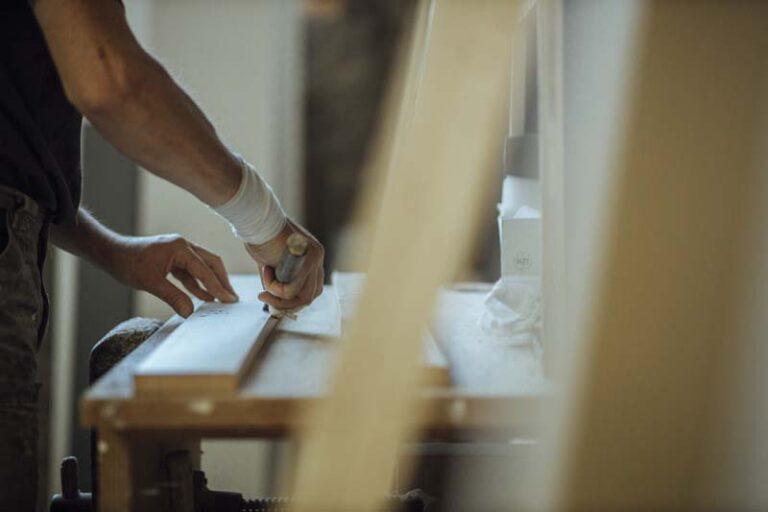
[153, 279, 194, 318]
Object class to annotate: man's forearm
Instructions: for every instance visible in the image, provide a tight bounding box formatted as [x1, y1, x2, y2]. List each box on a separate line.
[50, 208, 122, 271]
[50, 208, 240, 313]
[33, 0, 242, 206]
[81, 55, 243, 206]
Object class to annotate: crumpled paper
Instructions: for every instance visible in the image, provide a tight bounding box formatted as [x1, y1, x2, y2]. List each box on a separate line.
[479, 276, 541, 346]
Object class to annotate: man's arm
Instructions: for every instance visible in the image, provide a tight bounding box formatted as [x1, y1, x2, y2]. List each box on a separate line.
[51, 209, 238, 317]
[33, 0, 324, 308]
[32, 0, 239, 205]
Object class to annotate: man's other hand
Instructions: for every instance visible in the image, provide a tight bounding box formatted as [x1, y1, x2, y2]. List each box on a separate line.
[107, 234, 238, 317]
[245, 220, 324, 310]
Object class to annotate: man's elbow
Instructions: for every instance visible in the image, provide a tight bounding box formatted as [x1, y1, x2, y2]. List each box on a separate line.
[64, 54, 150, 118]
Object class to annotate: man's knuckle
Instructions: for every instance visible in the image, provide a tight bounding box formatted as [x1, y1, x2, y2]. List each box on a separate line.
[172, 237, 190, 249]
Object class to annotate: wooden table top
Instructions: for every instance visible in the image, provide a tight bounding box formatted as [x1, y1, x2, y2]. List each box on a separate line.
[82, 276, 549, 436]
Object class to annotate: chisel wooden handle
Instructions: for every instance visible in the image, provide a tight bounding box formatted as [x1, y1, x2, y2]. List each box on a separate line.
[258, 233, 305, 358]
[275, 233, 309, 284]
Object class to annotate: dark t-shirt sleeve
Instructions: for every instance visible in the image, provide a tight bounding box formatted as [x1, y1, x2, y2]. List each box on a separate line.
[0, 0, 83, 224]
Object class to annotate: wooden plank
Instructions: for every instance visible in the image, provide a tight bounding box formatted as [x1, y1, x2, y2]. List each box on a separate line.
[339, 0, 435, 268]
[557, 2, 768, 510]
[422, 330, 450, 386]
[133, 282, 341, 397]
[278, 287, 341, 339]
[134, 301, 272, 396]
[87, 393, 544, 437]
[332, 271, 450, 385]
[291, 1, 516, 510]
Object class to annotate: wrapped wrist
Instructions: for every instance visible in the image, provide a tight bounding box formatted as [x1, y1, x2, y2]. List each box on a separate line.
[211, 156, 287, 245]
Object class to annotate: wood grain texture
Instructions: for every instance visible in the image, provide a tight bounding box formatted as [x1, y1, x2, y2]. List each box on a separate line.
[82, 279, 546, 434]
[132, 279, 441, 397]
[133, 301, 273, 396]
[97, 429, 132, 512]
[97, 426, 202, 512]
[558, 2, 768, 510]
[339, 0, 436, 271]
[278, 287, 342, 339]
[332, 271, 450, 385]
[291, 1, 517, 510]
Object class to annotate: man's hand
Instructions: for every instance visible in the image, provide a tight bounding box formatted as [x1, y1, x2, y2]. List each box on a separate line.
[245, 220, 324, 310]
[52, 209, 239, 318]
[107, 234, 238, 318]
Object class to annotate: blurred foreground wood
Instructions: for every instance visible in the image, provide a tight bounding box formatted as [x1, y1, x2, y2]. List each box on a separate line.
[291, 1, 517, 510]
[559, 1, 768, 510]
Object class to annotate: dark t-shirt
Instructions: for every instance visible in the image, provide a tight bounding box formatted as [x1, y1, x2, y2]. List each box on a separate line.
[0, 1, 82, 224]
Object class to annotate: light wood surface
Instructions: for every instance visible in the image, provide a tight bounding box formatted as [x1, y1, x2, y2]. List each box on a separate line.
[132, 276, 447, 396]
[97, 429, 132, 512]
[82, 276, 546, 433]
[332, 271, 450, 385]
[133, 301, 272, 396]
[291, 1, 517, 510]
[558, 2, 768, 510]
[339, 0, 434, 271]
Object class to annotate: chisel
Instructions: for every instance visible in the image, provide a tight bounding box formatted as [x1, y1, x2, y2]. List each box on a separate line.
[252, 232, 309, 365]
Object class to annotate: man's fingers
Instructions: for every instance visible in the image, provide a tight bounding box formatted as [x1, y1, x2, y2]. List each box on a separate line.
[261, 264, 275, 287]
[257, 291, 307, 311]
[297, 269, 319, 304]
[306, 267, 324, 302]
[171, 268, 214, 303]
[191, 244, 238, 298]
[261, 263, 310, 300]
[176, 247, 238, 303]
[259, 266, 324, 310]
[153, 279, 195, 318]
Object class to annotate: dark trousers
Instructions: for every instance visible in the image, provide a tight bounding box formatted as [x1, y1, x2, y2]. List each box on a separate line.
[0, 185, 50, 512]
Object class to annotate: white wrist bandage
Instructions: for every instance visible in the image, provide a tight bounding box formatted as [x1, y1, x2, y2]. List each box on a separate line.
[212, 156, 287, 245]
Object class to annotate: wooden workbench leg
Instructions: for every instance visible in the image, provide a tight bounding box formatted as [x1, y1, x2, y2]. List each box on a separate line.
[97, 427, 133, 512]
[97, 426, 202, 512]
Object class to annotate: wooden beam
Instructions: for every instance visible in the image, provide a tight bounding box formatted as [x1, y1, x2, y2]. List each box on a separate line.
[290, 1, 517, 510]
[558, 1, 768, 509]
[338, 0, 434, 270]
[133, 302, 272, 396]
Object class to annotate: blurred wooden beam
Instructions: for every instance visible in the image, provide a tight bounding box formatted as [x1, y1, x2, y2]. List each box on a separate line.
[339, 0, 433, 270]
[290, 1, 516, 510]
[559, 1, 768, 509]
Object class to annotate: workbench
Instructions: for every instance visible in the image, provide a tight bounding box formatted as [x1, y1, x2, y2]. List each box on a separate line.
[81, 276, 548, 511]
